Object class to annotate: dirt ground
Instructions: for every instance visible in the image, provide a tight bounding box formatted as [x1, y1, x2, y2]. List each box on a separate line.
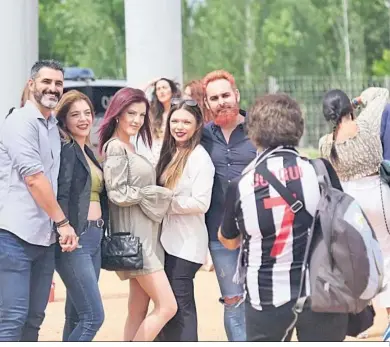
[40, 269, 387, 342]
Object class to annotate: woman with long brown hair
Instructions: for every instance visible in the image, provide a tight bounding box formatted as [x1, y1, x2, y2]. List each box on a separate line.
[320, 87, 390, 341]
[155, 99, 215, 341]
[135, 78, 181, 167]
[99, 87, 177, 342]
[55, 90, 109, 341]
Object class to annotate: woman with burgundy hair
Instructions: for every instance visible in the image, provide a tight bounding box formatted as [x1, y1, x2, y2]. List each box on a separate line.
[99, 87, 177, 342]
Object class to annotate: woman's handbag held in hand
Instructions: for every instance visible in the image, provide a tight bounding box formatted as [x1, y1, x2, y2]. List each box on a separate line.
[101, 229, 143, 271]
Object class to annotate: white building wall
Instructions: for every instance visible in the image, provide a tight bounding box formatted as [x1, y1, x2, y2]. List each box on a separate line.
[124, 0, 183, 88]
[0, 0, 38, 118]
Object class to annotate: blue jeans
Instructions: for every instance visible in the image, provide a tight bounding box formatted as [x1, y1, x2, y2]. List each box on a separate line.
[0, 229, 55, 341]
[55, 224, 104, 341]
[209, 240, 246, 342]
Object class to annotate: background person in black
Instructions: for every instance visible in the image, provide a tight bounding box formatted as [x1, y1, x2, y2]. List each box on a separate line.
[219, 93, 347, 342]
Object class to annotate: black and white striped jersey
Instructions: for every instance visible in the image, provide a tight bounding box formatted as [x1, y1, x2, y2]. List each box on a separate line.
[221, 147, 341, 311]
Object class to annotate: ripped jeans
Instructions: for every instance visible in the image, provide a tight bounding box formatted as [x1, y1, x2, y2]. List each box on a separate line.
[209, 240, 246, 342]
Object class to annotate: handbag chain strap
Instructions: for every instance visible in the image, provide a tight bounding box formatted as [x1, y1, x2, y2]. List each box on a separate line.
[103, 138, 132, 238]
[379, 177, 390, 235]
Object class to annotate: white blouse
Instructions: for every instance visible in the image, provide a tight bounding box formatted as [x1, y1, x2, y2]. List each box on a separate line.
[161, 144, 215, 264]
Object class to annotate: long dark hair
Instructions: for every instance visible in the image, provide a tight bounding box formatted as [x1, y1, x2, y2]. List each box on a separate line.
[156, 100, 204, 189]
[98, 87, 152, 154]
[322, 89, 354, 163]
[150, 78, 181, 139]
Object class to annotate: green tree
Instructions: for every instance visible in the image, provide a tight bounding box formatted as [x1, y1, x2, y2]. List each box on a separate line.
[182, 0, 390, 80]
[372, 49, 390, 75]
[39, 0, 126, 79]
[40, 0, 390, 82]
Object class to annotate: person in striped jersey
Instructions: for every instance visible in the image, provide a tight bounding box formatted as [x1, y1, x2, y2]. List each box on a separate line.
[219, 93, 348, 342]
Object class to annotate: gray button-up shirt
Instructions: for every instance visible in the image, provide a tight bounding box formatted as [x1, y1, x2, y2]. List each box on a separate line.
[0, 101, 61, 246]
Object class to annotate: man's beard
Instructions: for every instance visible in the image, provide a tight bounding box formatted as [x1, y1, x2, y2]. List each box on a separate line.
[33, 89, 60, 110]
[213, 103, 240, 127]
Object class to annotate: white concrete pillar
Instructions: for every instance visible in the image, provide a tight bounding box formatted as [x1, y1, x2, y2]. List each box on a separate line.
[124, 0, 183, 88]
[0, 0, 38, 118]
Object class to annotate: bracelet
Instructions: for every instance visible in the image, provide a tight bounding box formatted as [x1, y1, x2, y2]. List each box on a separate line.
[57, 221, 70, 229]
[55, 218, 69, 228]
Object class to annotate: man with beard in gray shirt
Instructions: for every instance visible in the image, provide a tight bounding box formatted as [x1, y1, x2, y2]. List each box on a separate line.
[0, 60, 78, 341]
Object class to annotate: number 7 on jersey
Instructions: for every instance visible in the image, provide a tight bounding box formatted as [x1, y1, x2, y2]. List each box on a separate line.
[264, 195, 296, 257]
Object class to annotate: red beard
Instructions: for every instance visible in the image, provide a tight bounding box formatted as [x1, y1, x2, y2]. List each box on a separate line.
[213, 103, 240, 127]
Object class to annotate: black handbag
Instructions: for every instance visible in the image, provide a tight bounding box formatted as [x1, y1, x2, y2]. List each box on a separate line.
[346, 304, 376, 337]
[101, 139, 143, 271]
[101, 230, 143, 271]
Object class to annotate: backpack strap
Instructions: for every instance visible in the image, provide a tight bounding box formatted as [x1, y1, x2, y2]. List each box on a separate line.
[280, 209, 318, 341]
[257, 167, 317, 302]
[309, 159, 335, 269]
[258, 166, 313, 229]
[310, 158, 332, 183]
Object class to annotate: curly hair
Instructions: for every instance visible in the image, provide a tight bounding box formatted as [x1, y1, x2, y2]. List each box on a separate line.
[247, 93, 304, 149]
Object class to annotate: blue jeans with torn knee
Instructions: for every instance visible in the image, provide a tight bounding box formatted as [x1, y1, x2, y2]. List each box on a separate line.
[209, 240, 246, 342]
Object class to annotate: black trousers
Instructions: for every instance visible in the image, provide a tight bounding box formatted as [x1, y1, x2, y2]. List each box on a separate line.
[158, 253, 202, 342]
[245, 299, 348, 342]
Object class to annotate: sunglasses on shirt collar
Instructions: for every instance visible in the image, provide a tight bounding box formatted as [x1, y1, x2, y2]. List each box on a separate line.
[171, 98, 198, 107]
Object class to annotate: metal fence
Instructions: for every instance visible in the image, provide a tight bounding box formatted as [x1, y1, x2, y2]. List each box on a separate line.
[240, 75, 390, 148]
